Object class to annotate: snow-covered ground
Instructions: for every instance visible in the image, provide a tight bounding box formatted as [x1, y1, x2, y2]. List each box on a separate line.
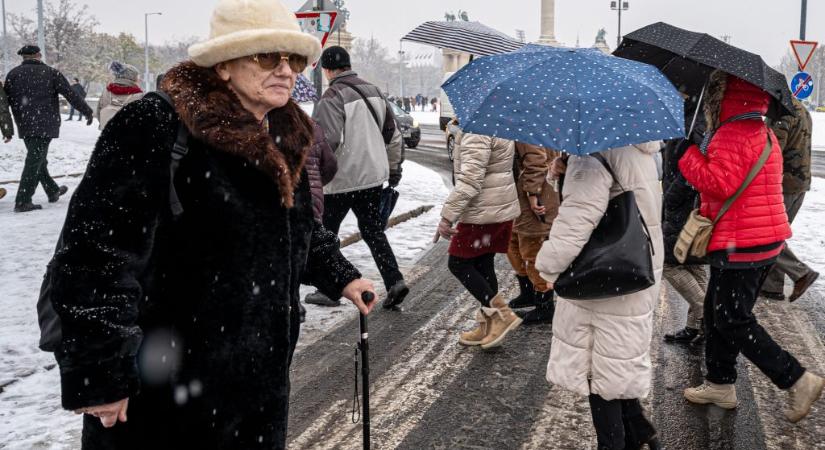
[0, 117, 448, 449]
[409, 110, 440, 126]
[812, 111, 825, 150]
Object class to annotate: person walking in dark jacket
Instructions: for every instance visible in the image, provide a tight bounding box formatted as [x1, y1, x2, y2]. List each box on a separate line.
[661, 100, 709, 346]
[0, 84, 13, 201]
[47, 1, 376, 447]
[761, 97, 819, 302]
[3, 45, 93, 213]
[66, 78, 87, 121]
[310, 46, 409, 309]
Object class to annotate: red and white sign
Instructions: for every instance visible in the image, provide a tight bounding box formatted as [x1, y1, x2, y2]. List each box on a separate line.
[790, 40, 818, 71]
[296, 11, 338, 48]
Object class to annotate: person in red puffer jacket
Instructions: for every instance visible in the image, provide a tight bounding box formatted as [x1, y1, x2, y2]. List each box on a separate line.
[680, 71, 823, 423]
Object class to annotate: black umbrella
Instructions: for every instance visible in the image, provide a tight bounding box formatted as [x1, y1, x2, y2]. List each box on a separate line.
[614, 22, 794, 117]
[378, 187, 399, 230]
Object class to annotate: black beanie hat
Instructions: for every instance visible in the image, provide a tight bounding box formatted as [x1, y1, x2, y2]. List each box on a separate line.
[321, 46, 351, 70]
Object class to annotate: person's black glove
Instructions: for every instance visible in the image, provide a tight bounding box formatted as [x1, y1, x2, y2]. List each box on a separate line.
[388, 170, 402, 188]
[86, 114, 94, 126]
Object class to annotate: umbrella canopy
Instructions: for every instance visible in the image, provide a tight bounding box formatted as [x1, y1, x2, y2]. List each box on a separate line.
[614, 22, 794, 116]
[292, 73, 318, 103]
[441, 44, 684, 155]
[401, 21, 524, 57]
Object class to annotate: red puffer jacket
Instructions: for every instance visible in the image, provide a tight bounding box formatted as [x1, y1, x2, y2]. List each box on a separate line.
[679, 75, 791, 258]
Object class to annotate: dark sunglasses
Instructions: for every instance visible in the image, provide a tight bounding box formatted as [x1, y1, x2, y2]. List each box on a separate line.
[250, 52, 308, 73]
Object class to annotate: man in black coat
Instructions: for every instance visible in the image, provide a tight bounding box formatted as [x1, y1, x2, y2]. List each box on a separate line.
[3, 45, 93, 212]
[66, 78, 87, 121]
[0, 84, 12, 201]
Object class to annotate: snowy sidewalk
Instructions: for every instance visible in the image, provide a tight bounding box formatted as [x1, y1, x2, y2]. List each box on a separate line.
[0, 119, 448, 449]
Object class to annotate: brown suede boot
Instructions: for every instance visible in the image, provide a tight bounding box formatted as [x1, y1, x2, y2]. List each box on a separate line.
[458, 309, 491, 346]
[785, 371, 824, 423]
[479, 295, 523, 349]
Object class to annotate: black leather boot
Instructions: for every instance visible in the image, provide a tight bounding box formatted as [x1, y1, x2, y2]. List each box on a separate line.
[517, 290, 555, 325]
[663, 326, 699, 343]
[508, 276, 537, 309]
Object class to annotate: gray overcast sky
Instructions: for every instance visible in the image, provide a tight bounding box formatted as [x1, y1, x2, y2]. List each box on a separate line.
[6, 0, 824, 67]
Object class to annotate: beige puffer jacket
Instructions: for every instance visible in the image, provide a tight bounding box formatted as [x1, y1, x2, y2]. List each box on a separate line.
[441, 133, 520, 225]
[535, 142, 664, 401]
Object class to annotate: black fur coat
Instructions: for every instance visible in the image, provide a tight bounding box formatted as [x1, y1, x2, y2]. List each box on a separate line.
[49, 62, 360, 449]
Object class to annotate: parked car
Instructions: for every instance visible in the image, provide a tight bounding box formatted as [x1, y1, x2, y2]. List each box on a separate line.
[445, 118, 462, 161]
[439, 72, 456, 131]
[816, 106, 825, 113]
[388, 100, 421, 148]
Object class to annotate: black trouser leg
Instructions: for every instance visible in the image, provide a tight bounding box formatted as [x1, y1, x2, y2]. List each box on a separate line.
[704, 265, 805, 389]
[15, 138, 54, 205]
[589, 394, 625, 450]
[321, 191, 354, 235]
[38, 150, 59, 195]
[448, 254, 497, 307]
[620, 399, 656, 449]
[349, 187, 403, 289]
[68, 106, 75, 120]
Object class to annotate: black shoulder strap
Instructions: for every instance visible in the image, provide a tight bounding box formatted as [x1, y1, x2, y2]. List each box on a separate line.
[146, 90, 189, 217]
[700, 111, 764, 153]
[592, 153, 625, 192]
[592, 152, 654, 254]
[334, 79, 383, 132]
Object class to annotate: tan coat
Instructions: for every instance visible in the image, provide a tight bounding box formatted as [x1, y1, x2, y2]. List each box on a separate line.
[441, 133, 520, 225]
[535, 142, 664, 401]
[513, 142, 560, 236]
[96, 79, 144, 130]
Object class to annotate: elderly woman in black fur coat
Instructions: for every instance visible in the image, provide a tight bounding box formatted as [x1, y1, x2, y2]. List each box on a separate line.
[47, 0, 376, 448]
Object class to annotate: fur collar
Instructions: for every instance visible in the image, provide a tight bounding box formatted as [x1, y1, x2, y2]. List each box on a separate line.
[703, 70, 727, 131]
[161, 61, 312, 207]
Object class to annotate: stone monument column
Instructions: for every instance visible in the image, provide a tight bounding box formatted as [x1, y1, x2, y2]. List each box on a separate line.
[537, 0, 559, 45]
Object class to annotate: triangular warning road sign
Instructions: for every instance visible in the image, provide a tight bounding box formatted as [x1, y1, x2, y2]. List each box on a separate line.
[790, 40, 818, 71]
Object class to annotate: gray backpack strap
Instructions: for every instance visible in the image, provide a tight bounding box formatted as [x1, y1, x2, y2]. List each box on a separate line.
[147, 91, 189, 216]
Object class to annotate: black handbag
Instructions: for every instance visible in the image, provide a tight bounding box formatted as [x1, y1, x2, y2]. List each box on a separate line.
[554, 153, 656, 300]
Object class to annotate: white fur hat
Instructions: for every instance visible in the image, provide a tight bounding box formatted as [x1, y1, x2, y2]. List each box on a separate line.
[188, 0, 322, 68]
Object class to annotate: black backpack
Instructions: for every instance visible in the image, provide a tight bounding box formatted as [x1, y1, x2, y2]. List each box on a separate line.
[36, 91, 189, 352]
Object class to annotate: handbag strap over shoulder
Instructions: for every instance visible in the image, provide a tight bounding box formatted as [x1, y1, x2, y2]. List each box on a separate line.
[333, 79, 383, 132]
[711, 124, 773, 226]
[592, 153, 654, 254]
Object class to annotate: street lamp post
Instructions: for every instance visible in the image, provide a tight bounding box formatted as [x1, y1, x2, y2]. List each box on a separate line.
[2, 0, 9, 78]
[37, 0, 45, 63]
[398, 41, 405, 98]
[144, 12, 162, 92]
[610, 1, 629, 49]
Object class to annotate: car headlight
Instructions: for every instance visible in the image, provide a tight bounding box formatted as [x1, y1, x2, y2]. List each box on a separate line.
[412, 120, 419, 128]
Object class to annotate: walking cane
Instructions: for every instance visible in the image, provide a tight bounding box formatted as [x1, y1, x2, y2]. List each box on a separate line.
[359, 292, 374, 450]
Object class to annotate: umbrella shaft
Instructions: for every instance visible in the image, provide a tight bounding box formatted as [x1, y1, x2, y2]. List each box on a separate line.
[688, 84, 706, 137]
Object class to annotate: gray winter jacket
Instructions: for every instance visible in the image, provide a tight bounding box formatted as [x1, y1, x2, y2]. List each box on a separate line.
[313, 71, 403, 195]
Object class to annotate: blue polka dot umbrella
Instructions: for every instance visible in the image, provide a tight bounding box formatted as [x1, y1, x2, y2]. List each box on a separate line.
[441, 44, 685, 155]
[291, 73, 318, 103]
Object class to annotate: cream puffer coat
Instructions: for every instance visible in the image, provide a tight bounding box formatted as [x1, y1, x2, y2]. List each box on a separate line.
[441, 133, 520, 225]
[535, 142, 664, 400]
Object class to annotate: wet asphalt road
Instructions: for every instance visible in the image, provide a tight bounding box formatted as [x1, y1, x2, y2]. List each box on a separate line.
[288, 127, 825, 449]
